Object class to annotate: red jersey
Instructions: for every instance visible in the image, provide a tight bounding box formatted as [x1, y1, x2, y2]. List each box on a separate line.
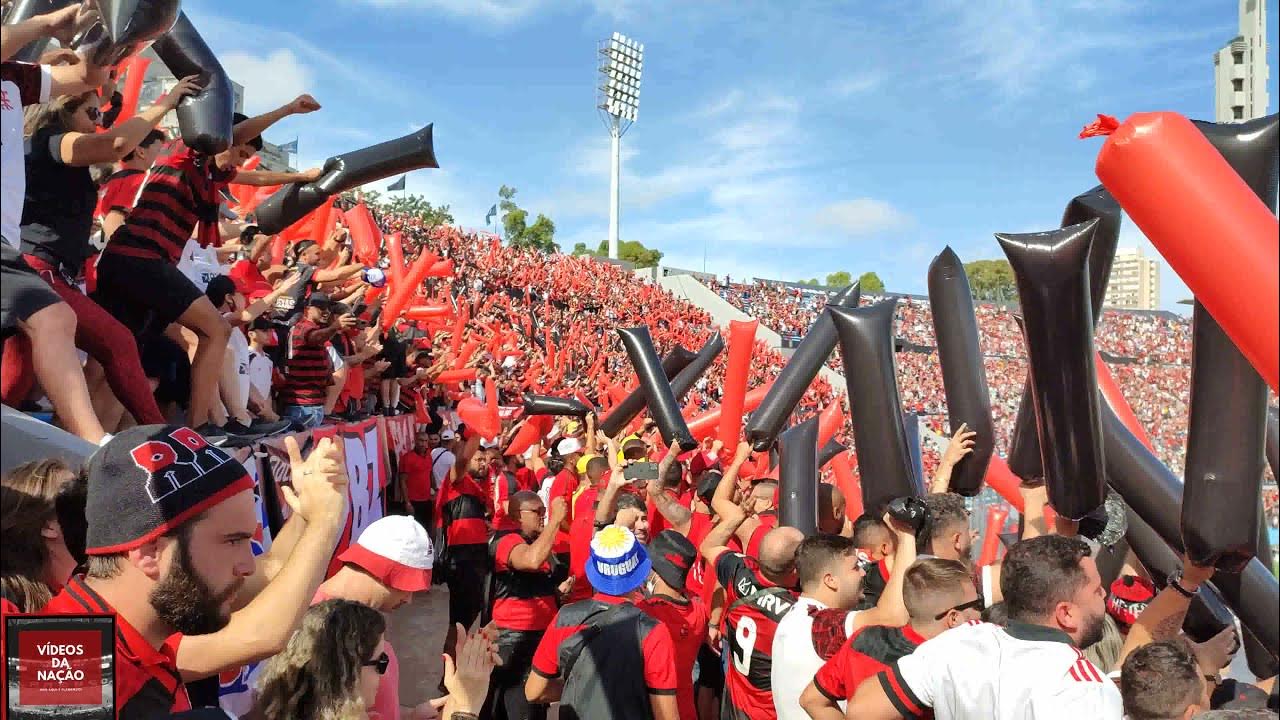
[811, 624, 926, 703]
[489, 525, 560, 631]
[399, 449, 433, 503]
[531, 593, 677, 696]
[43, 576, 192, 719]
[647, 485, 695, 537]
[566, 484, 602, 603]
[547, 468, 578, 554]
[639, 594, 709, 720]
[95, 168, 145, 218]
[716, 552, 797, 720]
[746, 511, 778, 559]
[435, 474, 489, 546]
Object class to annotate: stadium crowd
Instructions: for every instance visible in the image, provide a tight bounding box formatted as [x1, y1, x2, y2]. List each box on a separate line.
[1, 7, 1278, 720]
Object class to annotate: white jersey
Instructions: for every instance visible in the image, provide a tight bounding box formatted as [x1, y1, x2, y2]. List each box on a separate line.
[178, 238, 224, 291]
[2, 63, 51, 247]
[771, 596, 860, 720]
[886, 621, 1122, 720]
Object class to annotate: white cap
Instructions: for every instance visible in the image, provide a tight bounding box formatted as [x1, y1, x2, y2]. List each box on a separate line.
[556, 437, 584, 456]
[338, 515, 434, 592]
[440, 429, 457, 441]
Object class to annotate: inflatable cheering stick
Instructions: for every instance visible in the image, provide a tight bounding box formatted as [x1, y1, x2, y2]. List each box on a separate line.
[718, 320, 759, 448]
[3, 0, 78, 62]
[777, 418, 819, 536]
[831, 300, 919, 513]
[256, 126, 439, 235]
[818, 439, 846, 468]
[747, 283, 860, 450]
[599, 346, 696, 438]
[997, 220, 1105, 520]
[927, 248, 995, 496]
[523, 393, 591, 418]
[71, 0, 179, 67]
[617, 327, 697, 451]
[668, 332, 725, 401]
[1103, 408, 1279, 658]
[1267, 408, 1279, 484]
[1007, 185, 1123, 483]
[1085, 112, 1279, 390]
[151, 13, 235, 154]
[1181, 304, 1268, 571]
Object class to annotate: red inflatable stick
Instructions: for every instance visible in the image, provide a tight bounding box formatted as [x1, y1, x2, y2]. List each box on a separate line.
[345, 202, 382, 266]
[718, 320, 758, 448]
[425, 258, 454, 277]
[977, 505, 1010, 567]
[484, 376, 501, 434]
[450, 304, 468, 358]
[829, 452, 862, 521]
[1085, 112, 1279, 390]
[379, 251, 436, 331]
[688, 383, 773, 442]
[433, 368, 478, 385]
[984, 456, 1025, 513]
[817, 400, 846, 448]
[458, 397, 497, 439]
[269, 235, 288, 266]
[453, 339, 481, 369]
[386, 232, 407, 289]
[404, 304, 452, 321]
[1094, 353, 1153, 451]
[114, 56, 150, 125]
[506, 415, 554, 457]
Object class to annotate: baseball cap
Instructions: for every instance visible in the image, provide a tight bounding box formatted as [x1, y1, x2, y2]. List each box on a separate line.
[307, 292, 332, 308]
[585, 526, 651, 596]
[440, 429, 457, 441]
[336, 515, 434, 592]
[576, 454, 598, 475]
[555, 437, 583, 456]
[648, 530, 696, 592]
[84, 425, 256, 554]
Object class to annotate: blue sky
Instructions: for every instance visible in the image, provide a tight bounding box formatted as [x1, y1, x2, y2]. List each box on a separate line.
[185, 0, 1278, 313]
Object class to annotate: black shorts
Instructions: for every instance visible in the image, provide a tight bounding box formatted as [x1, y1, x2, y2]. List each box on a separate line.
[0, 242, 62, 339]
[446, 544, 488, 628]
[140, 333, 191, 407]
[696, 641, 724, 691]
[93, 252, 204, 334]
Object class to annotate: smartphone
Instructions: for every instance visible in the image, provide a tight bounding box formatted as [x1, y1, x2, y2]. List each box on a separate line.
[623, 462, 660, 482]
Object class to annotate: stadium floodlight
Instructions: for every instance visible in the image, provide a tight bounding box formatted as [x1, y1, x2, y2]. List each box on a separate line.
[598, 32, 644, 260]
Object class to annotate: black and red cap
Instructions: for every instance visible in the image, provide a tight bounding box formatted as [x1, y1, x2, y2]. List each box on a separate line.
[85, 425, 255, 555]
[648, 529, 697, 592]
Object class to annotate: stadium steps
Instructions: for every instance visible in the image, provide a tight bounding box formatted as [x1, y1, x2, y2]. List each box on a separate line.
[652, 272, 849, 394]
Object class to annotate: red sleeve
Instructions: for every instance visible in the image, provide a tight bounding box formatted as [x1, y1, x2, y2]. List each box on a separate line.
[548, 472, 570, 502]
[813, 643, 853, 702]
[494, 533, 521, 572]
[641, 618, 678, 694]
[2, 61, 47, 105]
[531, 618, 572, 678]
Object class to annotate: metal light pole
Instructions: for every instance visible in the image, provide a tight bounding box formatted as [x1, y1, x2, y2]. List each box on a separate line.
[598, 32, 643, 260]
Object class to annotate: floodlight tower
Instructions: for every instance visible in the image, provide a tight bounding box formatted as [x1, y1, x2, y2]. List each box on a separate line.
[598, 32, 643, 260]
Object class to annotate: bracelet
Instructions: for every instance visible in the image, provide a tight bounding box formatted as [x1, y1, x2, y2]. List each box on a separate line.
[1169, 577, 1197, 598]
[450, 713, 480, 720]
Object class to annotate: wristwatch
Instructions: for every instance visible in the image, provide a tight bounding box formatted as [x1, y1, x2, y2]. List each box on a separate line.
[450, 713, 480, 720]
[1167, 569, 1198, 598]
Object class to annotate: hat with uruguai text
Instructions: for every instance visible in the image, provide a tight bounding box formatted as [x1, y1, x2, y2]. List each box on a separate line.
[585, 526, 651, 596]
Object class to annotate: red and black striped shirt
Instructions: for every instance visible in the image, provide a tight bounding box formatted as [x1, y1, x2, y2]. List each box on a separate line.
[278, 319, 332, 407]
[105, 146, 234, 264]
[43, 576, 191, 719]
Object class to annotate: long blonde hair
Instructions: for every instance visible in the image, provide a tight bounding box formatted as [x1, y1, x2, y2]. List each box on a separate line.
[255, 599, 386, 720]
[1, 459, 76, 611]
[23, 92, 93, 138]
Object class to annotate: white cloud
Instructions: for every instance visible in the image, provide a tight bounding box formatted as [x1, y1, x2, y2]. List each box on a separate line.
[831, 71, 884, 97]
[815, 198, 912, 236]
[221, 49, 312, 115]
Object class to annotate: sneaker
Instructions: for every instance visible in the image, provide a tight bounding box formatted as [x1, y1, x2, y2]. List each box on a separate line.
[248, 418, 292, 436]
[194, 423, 229, 447]
[222, 420, 260, 437]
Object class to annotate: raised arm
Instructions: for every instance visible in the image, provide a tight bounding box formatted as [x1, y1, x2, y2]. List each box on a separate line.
[647, 443, 692, 535]
[232, 94, 320, 147]
[712, 441, 759, 547]
[509, 498, 568, 571]
[1114, 556, 1216, 669]
[853, 514, 917, 629]
[2, 5, 89, 62]
[929, 424, 975, 494]
[232, 167, 323, 187]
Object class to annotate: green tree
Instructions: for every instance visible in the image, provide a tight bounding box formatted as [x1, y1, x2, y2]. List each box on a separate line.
[858, 271, 885, 293]
[797, 278, 821, 286]
[963, 259, 1016, 302]
[593, 239, 664, 268]
[572, 242, 592, 256]
[382, 194, 454, 227]
[498, 185, 559, 253]
[826, 270, 852, 287]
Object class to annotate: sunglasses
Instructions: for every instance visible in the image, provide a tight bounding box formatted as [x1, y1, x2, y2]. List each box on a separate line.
[363, 651, 390, 675]
[520, 508, 547, 518]
[934, 598, 984, 620]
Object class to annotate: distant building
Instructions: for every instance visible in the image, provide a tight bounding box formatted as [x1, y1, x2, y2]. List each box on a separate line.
[134, 49, 293, 171]
[1105, 247, 1161, 311]
[1213, 0, 1269, 122]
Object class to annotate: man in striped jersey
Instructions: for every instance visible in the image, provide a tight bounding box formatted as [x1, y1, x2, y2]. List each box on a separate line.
[846, 535, 1122, 719]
